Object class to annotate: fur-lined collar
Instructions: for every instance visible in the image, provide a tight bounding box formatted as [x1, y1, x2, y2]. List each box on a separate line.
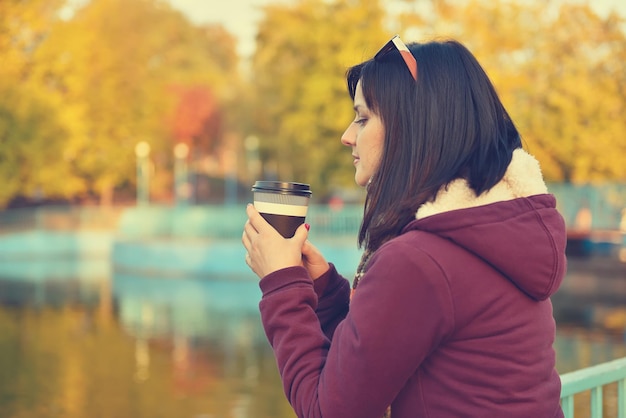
[416, 149, 548, 220]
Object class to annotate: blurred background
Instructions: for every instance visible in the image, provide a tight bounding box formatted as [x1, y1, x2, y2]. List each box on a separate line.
[0, 0, 624, 417]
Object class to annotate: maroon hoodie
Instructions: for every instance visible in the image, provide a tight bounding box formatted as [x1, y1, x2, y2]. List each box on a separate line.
[258, 150, 567, 418]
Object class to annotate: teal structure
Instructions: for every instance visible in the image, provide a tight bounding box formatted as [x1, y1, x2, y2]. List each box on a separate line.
[560, 356, 626, 418]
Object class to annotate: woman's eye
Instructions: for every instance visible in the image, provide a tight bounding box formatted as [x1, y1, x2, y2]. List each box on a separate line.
[355, 118, 367, 126]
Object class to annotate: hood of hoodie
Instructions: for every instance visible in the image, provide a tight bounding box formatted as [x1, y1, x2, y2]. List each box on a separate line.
[402, 148, 567, 301]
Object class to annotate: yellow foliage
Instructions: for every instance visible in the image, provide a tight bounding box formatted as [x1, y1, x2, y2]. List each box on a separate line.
[252, 0, 389, 194]
[250, 0, 626, 196]
[0, 0, 624, 207]
[0, 0, 241, 207]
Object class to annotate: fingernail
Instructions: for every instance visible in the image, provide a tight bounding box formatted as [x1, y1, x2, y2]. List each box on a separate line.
[304, 223, 310, 231]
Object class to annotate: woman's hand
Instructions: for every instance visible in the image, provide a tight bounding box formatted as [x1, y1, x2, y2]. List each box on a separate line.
[301, 240, 330, 281]
[242, 204, 309, 279]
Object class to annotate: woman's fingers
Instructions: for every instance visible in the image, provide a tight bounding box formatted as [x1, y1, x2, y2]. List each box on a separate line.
[246, 203, 273, 234]
[242, 203, 311, 278]
[301, 239, 330, 280]
[243, 219, 256, 241]
[242, 229, 251, 251]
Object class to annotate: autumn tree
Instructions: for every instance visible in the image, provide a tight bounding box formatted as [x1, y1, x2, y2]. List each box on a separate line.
[396, 0, 626, 183]
[251, 0, 389, 198]
[36, 0, 241, 204]
[251, 0, 625, 199]
[0, 0, 241, 207]
[2, 0, 623, 208]
[168, 85, 223, 159]
[0, 0, 83, 207]
[517, 4, 626, 182]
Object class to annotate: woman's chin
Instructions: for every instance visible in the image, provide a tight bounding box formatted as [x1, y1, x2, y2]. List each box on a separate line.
[355, 174, 369, 187]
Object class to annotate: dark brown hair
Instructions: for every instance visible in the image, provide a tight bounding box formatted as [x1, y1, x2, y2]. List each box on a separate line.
[346, 39, 522, 252]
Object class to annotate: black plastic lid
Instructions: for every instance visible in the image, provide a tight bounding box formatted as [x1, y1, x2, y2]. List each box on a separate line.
[251, 181, 312, 196]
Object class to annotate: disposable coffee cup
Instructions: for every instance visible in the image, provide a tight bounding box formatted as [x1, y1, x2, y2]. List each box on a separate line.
[252, 181, 312, 238]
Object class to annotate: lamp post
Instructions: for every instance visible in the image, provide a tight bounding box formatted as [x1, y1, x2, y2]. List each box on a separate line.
[244, 135, 261, 182]
[224, 145, 238, 206]
[174, 143, 190, 206]
[135, 141, 151, 206]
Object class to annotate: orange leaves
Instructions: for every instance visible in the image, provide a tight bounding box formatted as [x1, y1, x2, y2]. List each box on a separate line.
[168, 85, 223, 152]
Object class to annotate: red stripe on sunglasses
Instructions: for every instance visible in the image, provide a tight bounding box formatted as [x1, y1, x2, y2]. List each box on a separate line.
[374, 35, 417, 81]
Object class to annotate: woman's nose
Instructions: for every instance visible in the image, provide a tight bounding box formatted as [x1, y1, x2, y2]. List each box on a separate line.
[341, 123, 356, 147]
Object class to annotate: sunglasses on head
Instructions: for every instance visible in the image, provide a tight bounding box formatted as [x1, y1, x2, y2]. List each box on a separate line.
[374, 35, 417, 81]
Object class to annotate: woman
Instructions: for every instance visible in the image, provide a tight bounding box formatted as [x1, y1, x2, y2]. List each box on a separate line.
[242, 36, 566, 418]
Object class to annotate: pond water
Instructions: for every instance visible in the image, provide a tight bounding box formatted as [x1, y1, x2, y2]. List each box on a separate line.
[0, 258, 624, 418]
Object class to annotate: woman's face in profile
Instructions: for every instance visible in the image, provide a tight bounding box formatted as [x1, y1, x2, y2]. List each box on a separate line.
[341, 81, 385, 187]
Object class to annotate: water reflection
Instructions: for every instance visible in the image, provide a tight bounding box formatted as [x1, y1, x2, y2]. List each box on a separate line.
[112, 273, 263, 340]
[0, 261, 292, 418]
[110, 271, 296, 418]
[0, 259, 623, 418]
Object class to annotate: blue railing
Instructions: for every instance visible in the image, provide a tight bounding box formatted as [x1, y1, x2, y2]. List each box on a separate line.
[561, 356, 626, 418]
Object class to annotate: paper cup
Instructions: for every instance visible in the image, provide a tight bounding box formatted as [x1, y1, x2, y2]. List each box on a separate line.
[252, 181, 312, 238]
